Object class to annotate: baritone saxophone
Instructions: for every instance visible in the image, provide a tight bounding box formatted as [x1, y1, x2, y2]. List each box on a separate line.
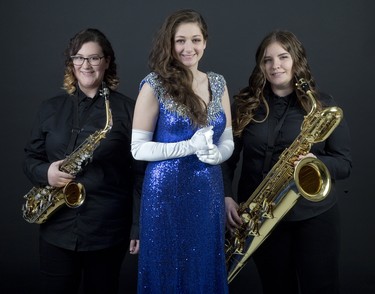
[22, 82, 113, 224]
[225, 78, 343, 283]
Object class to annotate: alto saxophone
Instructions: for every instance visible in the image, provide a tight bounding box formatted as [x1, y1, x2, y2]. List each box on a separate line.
[22, 83, 113, 224]
[225, 79, 343, 283]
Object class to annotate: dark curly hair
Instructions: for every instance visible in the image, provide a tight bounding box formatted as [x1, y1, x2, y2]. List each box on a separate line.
[62, 28, 119, 94]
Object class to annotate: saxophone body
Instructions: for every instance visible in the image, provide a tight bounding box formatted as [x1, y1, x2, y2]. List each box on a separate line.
[22, 84, 113, 224]
[225, 79, 343, 283]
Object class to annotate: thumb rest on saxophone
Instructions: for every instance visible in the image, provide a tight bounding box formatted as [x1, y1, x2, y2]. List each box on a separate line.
[225, 78, 343, 283]
[22, 83, 113, 224]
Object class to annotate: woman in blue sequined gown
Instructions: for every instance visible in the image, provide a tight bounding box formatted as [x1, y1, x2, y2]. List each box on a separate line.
[131, 9, 234, 293]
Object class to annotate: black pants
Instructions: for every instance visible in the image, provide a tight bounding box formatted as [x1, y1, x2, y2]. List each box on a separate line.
[253, 204, 341, 294]
[39, 238, 127, 294]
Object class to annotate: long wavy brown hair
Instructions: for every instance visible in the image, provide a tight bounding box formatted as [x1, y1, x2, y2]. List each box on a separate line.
[63, 28, 119, 95]
[233, 30, 321, 137]
[149, 9, 209, 126]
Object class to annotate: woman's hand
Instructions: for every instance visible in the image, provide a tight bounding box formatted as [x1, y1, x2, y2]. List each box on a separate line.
[225, 197, 243, 231]
[47, 160, 74, 187]
[129, 239, 140, 255]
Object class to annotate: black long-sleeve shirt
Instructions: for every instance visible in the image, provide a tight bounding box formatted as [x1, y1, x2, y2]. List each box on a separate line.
[23, 88, 145, 250]
[222, 90, 352, 221]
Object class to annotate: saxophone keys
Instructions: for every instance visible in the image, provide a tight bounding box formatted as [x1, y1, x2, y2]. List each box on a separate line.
[247, 218, 261, 236]
[261, 199, 275, 219]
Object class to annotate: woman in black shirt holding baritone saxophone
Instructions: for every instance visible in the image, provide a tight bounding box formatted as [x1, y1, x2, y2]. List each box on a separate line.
[223, 30, 352, 293]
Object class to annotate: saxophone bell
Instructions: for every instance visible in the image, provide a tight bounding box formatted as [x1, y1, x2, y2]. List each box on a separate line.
[294, 157, 331, 202]
[63, 181, 86, 208]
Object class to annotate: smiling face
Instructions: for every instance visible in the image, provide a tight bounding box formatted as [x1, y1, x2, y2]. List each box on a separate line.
[173, 22, 207, 70]
[263, 41, 294, 96]
[72, 41, 109, 97]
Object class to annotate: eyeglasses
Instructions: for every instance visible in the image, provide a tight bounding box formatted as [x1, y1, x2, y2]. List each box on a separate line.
[71, 55, 105, 66]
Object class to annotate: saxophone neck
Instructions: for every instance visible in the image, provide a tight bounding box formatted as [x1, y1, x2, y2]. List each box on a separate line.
[100, 82, 113, 132]
[103, 99, 113, 132]
[296, 78, 316, 117]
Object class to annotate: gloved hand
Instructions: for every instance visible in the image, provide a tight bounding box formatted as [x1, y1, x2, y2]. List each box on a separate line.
[189, 126, 214, 152]
[196, 145, 222, 165]
[196, 127, 234, 165]
[131, 126, 214, 161]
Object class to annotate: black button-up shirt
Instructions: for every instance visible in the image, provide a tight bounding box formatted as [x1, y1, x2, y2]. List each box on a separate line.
[23, 88, 145, 250]
[222, 90, 352, 221]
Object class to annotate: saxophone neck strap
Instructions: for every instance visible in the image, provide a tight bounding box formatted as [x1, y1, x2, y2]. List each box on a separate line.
[262, 97, 291, 177]
[65, 97, 80, 156]
[65, 90, 102, 156]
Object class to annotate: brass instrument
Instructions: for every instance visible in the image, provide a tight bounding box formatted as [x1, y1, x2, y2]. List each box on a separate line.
[225, 79, 343, 283]
[22, 83, 113, 224]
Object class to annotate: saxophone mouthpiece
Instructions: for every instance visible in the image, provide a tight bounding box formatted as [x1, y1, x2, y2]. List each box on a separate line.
[296, 78, 311, 93]
[100, 82, 110, 99]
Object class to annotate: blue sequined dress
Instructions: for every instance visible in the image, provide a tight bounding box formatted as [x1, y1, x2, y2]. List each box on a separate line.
[137, 72, 229, 293]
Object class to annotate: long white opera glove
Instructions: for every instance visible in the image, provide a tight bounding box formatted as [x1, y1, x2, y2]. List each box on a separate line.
[196, 127, 234, 165]
[131, 126, 213, 161]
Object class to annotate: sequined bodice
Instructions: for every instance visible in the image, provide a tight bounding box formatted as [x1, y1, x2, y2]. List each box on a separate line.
[141, 71, 227, 144]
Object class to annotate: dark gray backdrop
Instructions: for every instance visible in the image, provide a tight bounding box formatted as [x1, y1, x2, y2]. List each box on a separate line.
[1, 0, 373, 293]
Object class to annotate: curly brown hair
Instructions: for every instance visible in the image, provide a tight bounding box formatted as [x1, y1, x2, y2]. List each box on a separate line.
[62, 28, 119, 95]
[149, 9, 209, 126]
[233, 30, 321, 137]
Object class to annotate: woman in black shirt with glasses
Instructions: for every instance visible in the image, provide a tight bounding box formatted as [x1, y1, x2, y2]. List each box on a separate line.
[23, 28, 144, 294]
